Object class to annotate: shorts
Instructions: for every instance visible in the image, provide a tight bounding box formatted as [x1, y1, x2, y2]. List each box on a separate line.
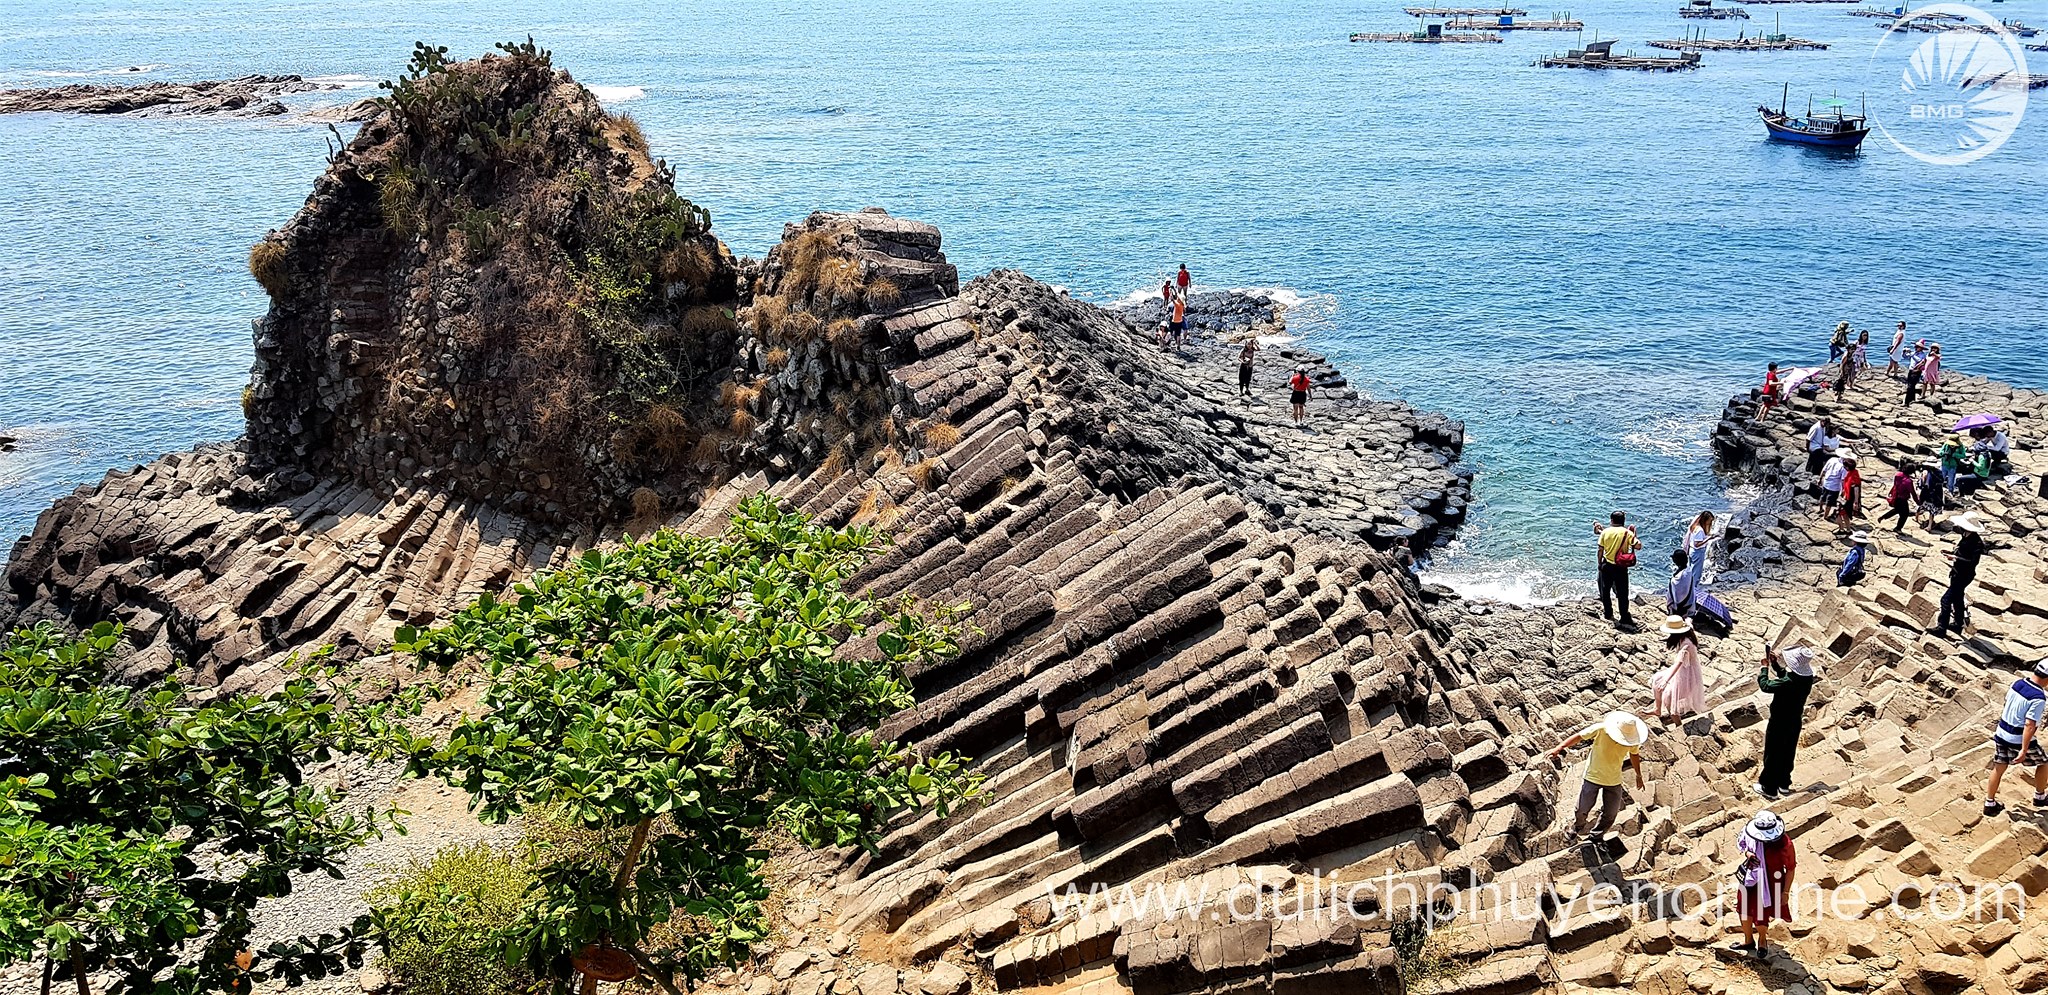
[1169, 320, 1185, 333]
[1290, 390, 1308, 406]
[1991, 737, 2048, 767]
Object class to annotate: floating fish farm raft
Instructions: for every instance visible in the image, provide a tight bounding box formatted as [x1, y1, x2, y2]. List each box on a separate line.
[1680, 4, 1753, 18]
[1402, 6, 1527, 14]
[1350, 28, 1506, 41]
[1647, 32, 1828, 48]
[1446, 15, 1585, 29]
[1538, 39, 1705, 69]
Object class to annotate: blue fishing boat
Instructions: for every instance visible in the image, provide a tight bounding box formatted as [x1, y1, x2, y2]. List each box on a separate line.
[1759, 86, 1869, 148]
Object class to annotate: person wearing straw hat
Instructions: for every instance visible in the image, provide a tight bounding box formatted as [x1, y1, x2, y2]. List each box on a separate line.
[1934, 512, 1991, 638]
[1649, 615, 1706, 721]
[1984, 658, 2048, 817]
[1904, 341, 1929, 406]
[1836, 530, 1872, 587]
[1733, 809, 1796, 957]
[1755, 645, 1818, 800]
[1545, 710, 1649, 845]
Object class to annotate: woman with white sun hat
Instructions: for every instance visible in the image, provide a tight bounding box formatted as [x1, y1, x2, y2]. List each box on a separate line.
[1733, 809, 1797, 957]
[1545, 710, 1650, 845]
[1649, 615, 1706, 720]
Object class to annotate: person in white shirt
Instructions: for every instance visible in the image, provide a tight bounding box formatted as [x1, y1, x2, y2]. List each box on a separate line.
[1804, 417, 1838, 474]
[1817, 453, 1848, 517]
[1885, 321, 1907, 379]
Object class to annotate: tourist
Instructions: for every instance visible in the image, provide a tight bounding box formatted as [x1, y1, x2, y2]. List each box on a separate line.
[1934, 512, 1990, 638]
[1161, 278, 1174, 307]
[1667, 549, 1697, 620]
[1176, 263, 1191, 299]
[1939, 436, 1968, 493]
[1804, 417, 1839, 475]
[1836, 530, 1870, 586]
[1594, 512, 1642, 629]
[1237, 338, 1257, 397]
[1817, 451, 1849, 518]
[1904, 342, 1928, 405]
[1881, 465, 1915, 532]
[1168, 293, 1188, 349]
[1834, 332, 1864, 399]
[1733, 810, 1796, 958]
[1755, 644, 1818, 801]
[1982, 425, 2013, 478]
[1287, 366, 1314, 426]
[1886, 321, 1906, 379]
[1758, 362, 1782, 421]
[1544, 710, 1649, 844]
[1984, 657, 2048, 816]
[1684, 510, 1715, 592]
[1650, 615, 1706, 721]
[1828, 320, 1849, 363]
[1916, 461, 1946, 529]
[1834, 453, 1862, 526]
[1922, 343, 1942, 400]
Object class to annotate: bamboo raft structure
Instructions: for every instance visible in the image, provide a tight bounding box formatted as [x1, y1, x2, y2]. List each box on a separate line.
[1445, 15, 1585, 29]
[1402, 6, 1527, 15]
[1350, 28, 1506, 41]
[1536, 39, 1705, 69]
[1680, 5, 1753, 18]
[1879, 17, 2035, 33]
[1961, 72, 2048, 88]
[1647, 31, 1828, 48]
[1739, 0, 1859, 5]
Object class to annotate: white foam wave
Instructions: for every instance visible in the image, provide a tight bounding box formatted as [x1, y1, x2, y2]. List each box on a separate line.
[28, 63, 170, 78]
[1620, 413, 1716, 460]
[305, 74, 378, 90]
[589, 85, 646, 104]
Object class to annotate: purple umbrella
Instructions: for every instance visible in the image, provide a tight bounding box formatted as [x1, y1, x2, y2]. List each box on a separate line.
[1952, 413, 2002, 432]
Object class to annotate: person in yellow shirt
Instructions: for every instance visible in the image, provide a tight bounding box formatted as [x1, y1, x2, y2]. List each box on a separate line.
[1546, 710, 1649, 845]
[1593, 511, 1644, 629]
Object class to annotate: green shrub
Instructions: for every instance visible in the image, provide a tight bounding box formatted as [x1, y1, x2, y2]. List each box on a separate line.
[366, 843, 544, 995]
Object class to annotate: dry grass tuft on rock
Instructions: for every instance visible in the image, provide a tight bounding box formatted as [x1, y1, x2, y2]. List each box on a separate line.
[922, 421, 961, 450]
[247, 240, 290, 297]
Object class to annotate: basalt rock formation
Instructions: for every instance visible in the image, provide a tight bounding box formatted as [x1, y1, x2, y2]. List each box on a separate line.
[0, 74, 358, 118]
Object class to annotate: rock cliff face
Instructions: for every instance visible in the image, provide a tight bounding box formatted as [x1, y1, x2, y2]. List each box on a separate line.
[0, 74, 358, 118]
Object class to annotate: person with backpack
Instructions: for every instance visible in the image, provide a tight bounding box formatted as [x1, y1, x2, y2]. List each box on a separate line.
[1544, 711, 1649, 846]
[1755, 645, 1818, 801]
[1287, 366, 1314, 426]
[1593, 512, 1642, 629]
[1881, 466, 1915, 532]
[1836, 531, 1871, 586]
[1984, 658, 2048, 816]
[1916, 461, 1946, 529]
[1733, 810, 1796, 958]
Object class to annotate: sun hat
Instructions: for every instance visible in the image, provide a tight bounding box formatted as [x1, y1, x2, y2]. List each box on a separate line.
[1780, 646, 1818, 677]
[2033, 657, 2048, 678]
[1746, 810, 1785, 843]
[1849, 530, 1871, 544]
[1659, 615, 1693, 636]
[1842, 452, 1859, 463]
[1952, 512, 1986, 533]
[1602, 710, 1650, 748]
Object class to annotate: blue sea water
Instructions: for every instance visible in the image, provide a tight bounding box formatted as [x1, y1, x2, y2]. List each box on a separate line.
[1, 0, 2043, 599]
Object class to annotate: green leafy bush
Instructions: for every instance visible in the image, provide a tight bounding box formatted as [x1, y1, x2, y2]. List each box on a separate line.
[367, 844, 544, 995]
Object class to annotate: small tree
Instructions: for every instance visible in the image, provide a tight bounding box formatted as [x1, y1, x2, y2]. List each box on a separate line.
[393, 495, 978, 994]
[0, 621, 409, 995]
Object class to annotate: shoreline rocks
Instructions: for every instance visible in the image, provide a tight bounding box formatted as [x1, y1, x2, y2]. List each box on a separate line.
[0, 74, 367, 119]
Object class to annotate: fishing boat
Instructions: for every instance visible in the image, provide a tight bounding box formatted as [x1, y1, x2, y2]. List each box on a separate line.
[1758, 86, 1869, 148]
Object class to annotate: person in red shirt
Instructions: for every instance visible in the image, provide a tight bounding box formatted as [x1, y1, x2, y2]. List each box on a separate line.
[1835, 455, 1863, 525]
[1176, 263, 1191, 297]
[1757, 362, 1782, 421]
[1734, 810, 1797, 957]
[1288, 366, 1314, 426]
[1161, 279, 1173, 305]
[1881, 467, 1915, 531]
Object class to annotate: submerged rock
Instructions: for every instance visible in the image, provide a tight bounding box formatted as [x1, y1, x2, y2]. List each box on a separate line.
[0, 74, 345, 118]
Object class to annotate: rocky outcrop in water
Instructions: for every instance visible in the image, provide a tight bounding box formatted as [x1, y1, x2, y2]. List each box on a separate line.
[0, 74, 357, 118]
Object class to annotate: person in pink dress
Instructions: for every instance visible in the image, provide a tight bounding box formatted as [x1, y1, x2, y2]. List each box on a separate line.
[1922, 343, 1942, 399]
[1649, 615, 1707, 721]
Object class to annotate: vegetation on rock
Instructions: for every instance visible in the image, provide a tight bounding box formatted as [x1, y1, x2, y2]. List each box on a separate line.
[366, 842, 547, 995]
[0, 622, 410, 995]
[390, 496, 979, 993]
